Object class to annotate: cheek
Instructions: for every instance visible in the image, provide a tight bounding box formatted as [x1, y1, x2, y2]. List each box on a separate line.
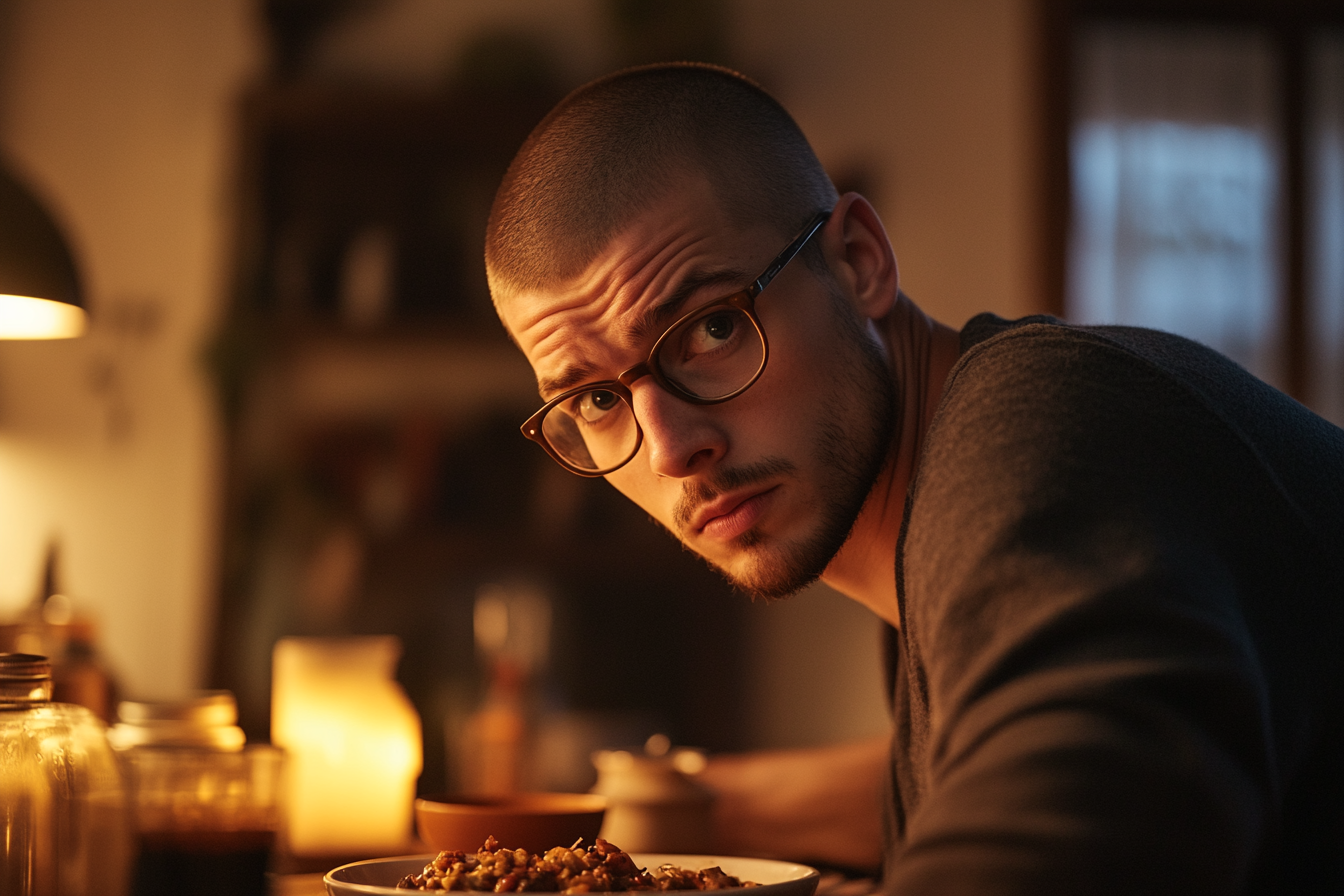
[763, 304, 867, 415]
[741, 334, 828, 433]
[604, 465, 673, 522]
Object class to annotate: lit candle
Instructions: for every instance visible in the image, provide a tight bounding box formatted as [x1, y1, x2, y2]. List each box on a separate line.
[271, 636, 422, 856]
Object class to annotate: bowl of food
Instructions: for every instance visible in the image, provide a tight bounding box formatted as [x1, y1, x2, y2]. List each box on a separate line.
[413, 792, 607, 855]
[324, 837, 820, 896]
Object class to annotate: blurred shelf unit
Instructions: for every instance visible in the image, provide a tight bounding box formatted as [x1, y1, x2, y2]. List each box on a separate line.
[218, 81, 556, 485]
[229, 326, 539, 477]
[231, 82, 557, 334]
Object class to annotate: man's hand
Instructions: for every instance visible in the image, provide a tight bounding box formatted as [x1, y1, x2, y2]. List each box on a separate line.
[694, 733, 890, 873]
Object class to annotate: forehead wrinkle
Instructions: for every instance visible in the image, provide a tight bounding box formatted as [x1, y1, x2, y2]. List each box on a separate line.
[527, 228, 727, 397]
[534, 265, 750, 398]
[521, 269, 648, 397]
[523, 293, 607, 396]
[618, 267, 752, 349]
[512, 174, 783, 402]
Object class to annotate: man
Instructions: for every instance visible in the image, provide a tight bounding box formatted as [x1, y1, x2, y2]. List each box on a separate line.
[484, 62, 1344, 894]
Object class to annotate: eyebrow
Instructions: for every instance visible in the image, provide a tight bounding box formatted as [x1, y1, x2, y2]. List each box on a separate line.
[538, 362, 599, 399]
[625, 267, 749, 346]
[537, 266, 750, 399]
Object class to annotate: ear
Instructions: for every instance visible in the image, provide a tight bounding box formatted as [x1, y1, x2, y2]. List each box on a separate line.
[821, 192, 898, 322]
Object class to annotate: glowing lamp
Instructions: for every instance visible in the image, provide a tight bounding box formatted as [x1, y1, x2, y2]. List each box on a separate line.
[0, 158, 86, 339]
[0, 293, 85, 338]
[271, 636, 422, 856]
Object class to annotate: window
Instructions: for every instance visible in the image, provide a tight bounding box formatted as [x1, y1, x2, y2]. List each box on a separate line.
[1056, 5, 1344, 426]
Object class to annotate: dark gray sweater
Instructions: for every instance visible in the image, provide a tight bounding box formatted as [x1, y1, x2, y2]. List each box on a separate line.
[885, 314, 1344, 895]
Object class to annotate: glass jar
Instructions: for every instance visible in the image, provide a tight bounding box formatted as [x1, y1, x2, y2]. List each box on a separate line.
[0, 652, 132, 896]
[109, 692, 283, 896]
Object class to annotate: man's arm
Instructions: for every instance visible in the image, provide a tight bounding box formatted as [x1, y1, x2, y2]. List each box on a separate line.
[695, 733, 890, 872]
[888, 326, 1280, 893]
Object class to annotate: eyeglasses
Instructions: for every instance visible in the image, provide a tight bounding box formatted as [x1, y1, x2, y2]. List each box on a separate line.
[521, 209, 831, 476]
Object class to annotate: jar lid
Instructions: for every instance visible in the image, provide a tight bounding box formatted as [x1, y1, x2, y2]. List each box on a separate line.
[117, 690, 237, 726]
[0, 653, 52, 680]
[110, 691, 246, 750]
[0, 653, 54, 707]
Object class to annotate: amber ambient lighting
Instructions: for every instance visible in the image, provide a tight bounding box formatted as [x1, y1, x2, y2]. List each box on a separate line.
[0, 159, 86, 339]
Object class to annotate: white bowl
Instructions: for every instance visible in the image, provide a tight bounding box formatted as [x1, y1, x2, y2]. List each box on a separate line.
[324, 852, 821, 896]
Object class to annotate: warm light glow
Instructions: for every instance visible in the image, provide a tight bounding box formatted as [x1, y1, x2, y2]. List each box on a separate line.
[0, 293, 86, 338]
[272, 637, 422, 856]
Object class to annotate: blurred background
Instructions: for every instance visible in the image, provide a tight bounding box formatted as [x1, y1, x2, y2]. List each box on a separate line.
[0, 0, 1338, 796]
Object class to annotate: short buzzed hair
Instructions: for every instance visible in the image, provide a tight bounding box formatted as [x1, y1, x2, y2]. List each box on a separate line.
[485, 62, 838, 298]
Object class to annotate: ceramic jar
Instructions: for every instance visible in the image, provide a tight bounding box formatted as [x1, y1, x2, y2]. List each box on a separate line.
[590, 743, 713, 853]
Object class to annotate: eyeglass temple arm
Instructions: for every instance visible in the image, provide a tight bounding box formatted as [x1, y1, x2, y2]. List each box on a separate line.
[749, 210, 831, 296]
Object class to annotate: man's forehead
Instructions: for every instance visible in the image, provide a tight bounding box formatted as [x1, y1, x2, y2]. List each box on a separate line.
[498, 213, 779, 394]
[500, 250, 753, 398]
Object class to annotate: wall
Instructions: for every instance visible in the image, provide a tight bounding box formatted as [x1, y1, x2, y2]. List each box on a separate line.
[0, 0, 1043, 731]
[0, 0, 261, 697]
[734, 0, 1045, 328]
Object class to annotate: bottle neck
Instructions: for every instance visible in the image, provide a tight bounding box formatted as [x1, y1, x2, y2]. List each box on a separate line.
[0, 653, 54, 708]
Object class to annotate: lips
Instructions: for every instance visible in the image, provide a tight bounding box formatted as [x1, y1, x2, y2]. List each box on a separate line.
[692, 486, 777, 541]
[673, 458, 796, 541]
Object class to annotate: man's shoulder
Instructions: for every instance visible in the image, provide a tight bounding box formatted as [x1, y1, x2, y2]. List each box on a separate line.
[958, 311, 1064, 352]
[914, 311, 1344, 569]
[935, 313, 1201, 444]
[942, 312, 1344, 500]
[955, 311, 1220, 379]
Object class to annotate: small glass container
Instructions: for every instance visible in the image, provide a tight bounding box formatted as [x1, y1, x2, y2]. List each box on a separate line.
[110, 691, 283, 896]
[0, 652, 132, 896]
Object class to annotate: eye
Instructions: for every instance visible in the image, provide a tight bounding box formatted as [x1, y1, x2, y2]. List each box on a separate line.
[685, 311, 737, 355]
[575, 389, 621, 423]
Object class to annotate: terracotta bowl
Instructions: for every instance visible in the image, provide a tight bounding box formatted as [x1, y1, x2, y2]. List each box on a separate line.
[414, 792, 607, 854]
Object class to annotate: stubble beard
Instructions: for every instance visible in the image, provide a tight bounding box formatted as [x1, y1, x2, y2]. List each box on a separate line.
[673, 301, 897, 601]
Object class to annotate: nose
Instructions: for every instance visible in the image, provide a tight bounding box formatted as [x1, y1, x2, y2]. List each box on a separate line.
[629, 378, 726, 478]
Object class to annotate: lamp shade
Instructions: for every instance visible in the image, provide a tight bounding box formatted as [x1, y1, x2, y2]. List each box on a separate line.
[0, 158, 85, 338]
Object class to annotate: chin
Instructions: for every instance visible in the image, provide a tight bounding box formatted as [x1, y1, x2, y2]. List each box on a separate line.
[713, 529, 829, 603]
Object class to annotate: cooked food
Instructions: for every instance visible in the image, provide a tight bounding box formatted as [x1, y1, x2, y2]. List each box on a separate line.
[397, 836, 758, 891]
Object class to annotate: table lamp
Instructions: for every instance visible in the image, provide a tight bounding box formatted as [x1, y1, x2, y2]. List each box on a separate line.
[0, 156, 85, 339]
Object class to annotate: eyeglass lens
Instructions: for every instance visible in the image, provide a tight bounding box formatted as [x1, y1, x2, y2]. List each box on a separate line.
[656, 304, 765, 400]
[541, 305, 766, 473]
[540, 388, 639, 472]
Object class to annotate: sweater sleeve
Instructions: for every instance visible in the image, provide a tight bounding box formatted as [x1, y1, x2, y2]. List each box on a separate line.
[885, 327, 1278, 895]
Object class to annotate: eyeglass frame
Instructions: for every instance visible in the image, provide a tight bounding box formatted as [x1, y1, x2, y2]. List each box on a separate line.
[521, 208, 832, 477]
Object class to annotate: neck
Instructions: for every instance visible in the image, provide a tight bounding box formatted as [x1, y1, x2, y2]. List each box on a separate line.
[819, 295, 961, 627]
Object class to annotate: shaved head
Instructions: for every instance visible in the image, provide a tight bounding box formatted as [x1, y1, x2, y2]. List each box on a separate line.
[485, 62, 838, 301]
